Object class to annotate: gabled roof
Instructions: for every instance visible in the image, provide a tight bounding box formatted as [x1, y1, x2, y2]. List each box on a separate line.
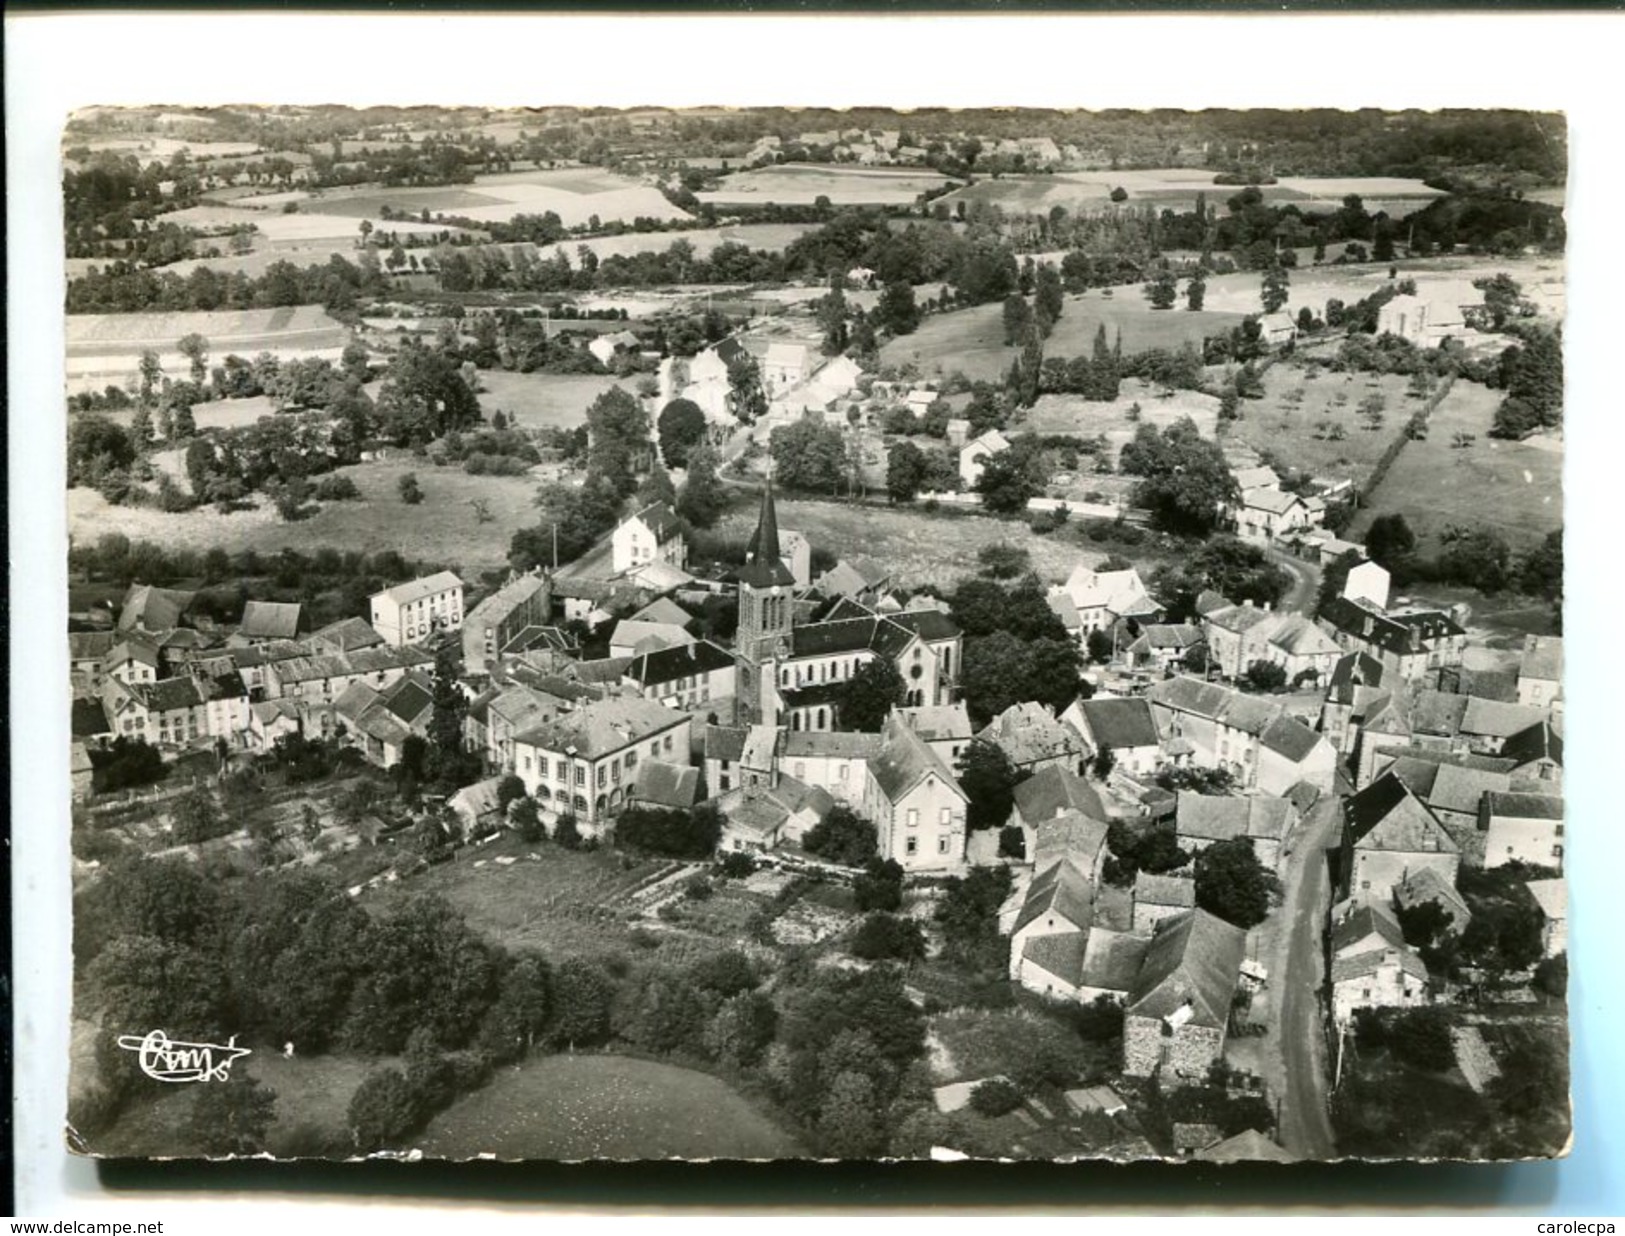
[1126, 624, 1205, 655]
[489, 685, 562, 733]
[1177, 793, 1294, 844]
[1075, 697, 1160, 750]
[1015, 858, 1096, 934]
[1519, 634, 1563, 684]
[1525, 877, 1567, 922]
[371, 570, 463, 607]
[1346, 772, 1459, 856]
[1146, 675, 1235, 721]
[1394, 868, 1472, 927]
[631, 759, 701, 812]
[630, 596, 693, 627]
[627, 502, 683, 542]
[380, 672, 433, 724]
[782, 729, 883, 760]
[1062, 565, 1151, 614]
[69, 631, 118, 661]
[1268, 613, 1341, 657]
[869, 713, 966, 806]
[962, 428, 1010, 456]
[1331, 900, 1406, 957]
[515, 696, 688, 759]
[239, 600, 302, 640]
[1330, 947, 1429, 985]
[1326, 651, 1386, 703]
[1078, 927, 1152, 995]
[465, 573, 550, 632]
[1033, 809, 1111, 877]
[1195, 1129, 1297, 1164]
[980, 701, 1089, 767]
[1194, 590, 1232, 619]
[1126, 909, 1247, 1029]
[1241, 489, 1303, 517]
[72, 697, 112, 738]
[624, 638, 732, 687]
[132, 677, 205, 713]
[1022, 931, 1089, 985]
[1502, 720, 1564, 769]
[118, 584, 197, 632]
[1232, 465, 1280, 492]
[886, 607, 961, 643]
[1461, 697, 1550, 741]
[1410, 690, 1469, 736]
[1483, 791, 1564, 820]
[1014, 765, 1107, 828]
[790, 615, 916, 661]
[1134, 870, 1196, 909]
[609, 619, 694, 655]
[817, 559, 889, 599]
[1260, 713, 1324, 763]
[704, 724, 748, 763]
[896, 701, 973, 745]
[309, 616, 385, 653]
[1319, 596, 1460, 656]
[107, 638, 161, 669]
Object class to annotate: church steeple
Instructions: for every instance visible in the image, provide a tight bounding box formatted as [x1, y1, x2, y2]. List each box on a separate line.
[738, 477, 795, 589]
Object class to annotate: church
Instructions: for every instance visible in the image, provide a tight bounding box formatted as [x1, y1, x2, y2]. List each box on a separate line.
[733, 482, 963, 732]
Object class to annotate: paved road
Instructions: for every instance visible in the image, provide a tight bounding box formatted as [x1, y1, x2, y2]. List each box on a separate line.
[1265, 797, 1342, 1160]
[1270, 546, 1323, 616]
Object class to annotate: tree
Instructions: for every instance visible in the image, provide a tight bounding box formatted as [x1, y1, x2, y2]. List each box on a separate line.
[1385, 1006, 1457, 1072]
[1086, 629, 1115, 665]
[138, 349, 163, 402]
[1186, 273, 1207, 312]
[67, 415, 137, 486]
[969, 1077, 1023, 1117]
[1364, 513, 1417, 571]
[1437, 525, 1512, 593]
[552, 812, 582, 850]
[875, 281, 920, 336]
[959, 630, 1082, 725]
[347, 1067, 422, 1151]
[1261, 263, 1290, 314]
[850, 912, 926, 963]
[802, 805, 879, 867]
[853, 858, 905, 913]
[705, 991, 778, 1067]
[176, 333, 210, 384]
[975, 442, 1047, 514]
[657, 398, 707, 469]
[886, 440, 930, 504]
[1194, 837, 1280, 928]
[935, 865, 1014, 968]
[1002, 294, 1033, 345]
[1034, 263, 1064, 327]
[550, 956, 613, 1048]
[374, 340, 481, 443]
[818, 279, 850, 356]
[771, 419, 846, 494]
[676, 444, 726, 528]
[1242, 660, 1288, 692]
[189, 1074, 277, 1156]
[957, 739, 1024, 833]
[833, 657, 907, 732]
[1119, 418, 1240, 535]
[427, 642, 475, 790]
[726, 353, 768, 424]
[977, 541, 1031, 580]
[1144, 270, 1178, 310]
[397, 472, 424, 505]
[818, 1071, 886, 1157]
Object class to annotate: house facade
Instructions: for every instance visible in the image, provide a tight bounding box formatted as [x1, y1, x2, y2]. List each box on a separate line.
[1122, 909, 1247, 1081]
[370, 571, 465, 647]
[462, 573, 552, 677]
[1480, 791, 1565, 871]
[862, 713, 968, 874]
[611, 502, 688, 575]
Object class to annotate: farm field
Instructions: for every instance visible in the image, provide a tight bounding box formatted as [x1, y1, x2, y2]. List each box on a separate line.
[162, 203, 466, 244]
[879, 291, 1244, 384]
[418, 1053, 804, 1161]
[698, 163, 958, 207]
[68, 459, 535, 570]
[713, 493, 1110, 588]
[535, 221, 820, 263]
[1349, 379, 1561, 555]
[476, 370, 639, 430]
[1222, 363, 1419, 486]
[1020, 379, 1222, 468]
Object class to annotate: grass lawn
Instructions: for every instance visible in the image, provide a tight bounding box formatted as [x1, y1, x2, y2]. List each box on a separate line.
[68, 458, 536, 571]
[712, 494, 1108, 589]
[880, 293, 1244, 385]
[475, 370, 639, 430]
[1223, 363, 1419, 486]
[1348, 379, 1562, 556]
[417, 1052, 804, 1160]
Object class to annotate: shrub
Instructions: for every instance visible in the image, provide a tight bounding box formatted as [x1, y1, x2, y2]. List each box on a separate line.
[1386, 1006, 1457, 1072]
[346, 1067, 422, 1151]
[313, 474, 361, 501]
[715, 851, 757, 880]
[997, 825, 1026, 860]
[968, 1077, 1023, 1117]
[398, 472, 424, 505]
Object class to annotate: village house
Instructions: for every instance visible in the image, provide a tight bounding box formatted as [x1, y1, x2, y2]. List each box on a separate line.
[1010, 859, 1096, 984]
[447, 777, 508, 841]
[608, 619, 695, 660]
[1502, 719, 1563, 789]
[369, 571, 465, 648]
[1202, 601, 1285, 680]
[1349, 693, 1418, 789]
[481, 684, 567, 773]
[1341, 771, 1461, 903]
[1055, 564, 1162, 639]
[959, 428, 1011, 488]
[1316, 596, 1467, 684]
[1175, 793, 1295, 871]
[230, 640, 307, 702]
[264, 644, 435, 704]
[1517, 635, 1563, 709]
[627, 760, 702, 814]
[611, 502, 688, 575]
[105, 638, 161, 689]
[1257, 614, 1343, 686]
[117, 583, 198, 634]
[101, 676, 208, 749]
[861, 712, 968, 874]
[780, 729, 882, 807]
[1132, 871, 1198, 934]
[69, 631, 119, 697]
[1010, 764, 1109, 838]
[1121, 909, 1248, 1081]
[1065, 696, 1161, 777]
[1015, 926, 1152, 1007]
[1344, 560, 1392, 610]
[1121, 624, 1206, 675]
[702, 724, 752, 798]
[1318, 652, 1390, 758]
[1525, 878, 1567, 960]
[717, 774, 834, 855]
[1394, 867, 1473, 938]
[245, 697, 316, 753]
[1234, 489, 1310, 545]
[814, 558, 892, 604]
[307, 616, 385, 656]
[1382, 753, 1515, 850]
[334, 672, 434, 770]
[979, 701, 1090, 777]
[461, 572, 552, 677]
[1030, 809, 1112, 884]
[1145, 676, 1338, 795]
[1331, 940, 1430, 1027]
[512, 696, 693, 833]
[623, 639, 736, 713]
[587, 329, 641, 368]
[1259, 311, 1299, 348]
[1480, 791, 1565, 871]
[895, 701, 974, 768]
[762, 341, 814, 396]
[1375, 292, 1467, 347]
[232, 600, 302, 647]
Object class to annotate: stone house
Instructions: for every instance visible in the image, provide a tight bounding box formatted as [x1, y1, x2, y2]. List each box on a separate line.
[1480, 791, 1565, 871]
[1340, 771, 1461, 903]
[1121, 909, 1248, 1081]
[861, 712, 968, 874]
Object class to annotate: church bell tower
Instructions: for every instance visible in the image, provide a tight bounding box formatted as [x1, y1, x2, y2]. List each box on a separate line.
[735, 477, 795, 724]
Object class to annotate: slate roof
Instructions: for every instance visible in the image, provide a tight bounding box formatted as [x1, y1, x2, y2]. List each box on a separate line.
[1260, 713, 1324, 762]
[789, 615, 916, 661]
[118, 584, 197, 631]
[1134, 870, 1196, 909]
[272, 644, 435, 685]
[569, 656, 636, 686]
[869, 714, 965, 805]
[500, 625, 576, 657]
[107, 639, 161, 669]
[1331, 901, 1406, 957]
[1502, 720, 1564, 769]
[1076, 697, 1161, 750]
[1177, 794, 1294, 845]
[1126, 909, 1248, 1029]
[308, 616, 385, 653]
[1394, 868, 1472, 928]
[610, 619, 694, 655]
[1319, 596, 1461, 656]
[897, 702, 973, 744]
[1327, 651, 1386, 702]
[1126, 624, 1205, 655]
[1461, 697, 1550, 741]
[516, 696, 688, 758]
[72, 698, 112, 738]
[705, 724, 749, 763]
[1525, 877, 1567, 922]
[886, 608, 961, 643]
[465, 573, 550, 631]
[1483, 791, 1564, 820]
[629, 502, 683, 542]
[380, 673, 433, 724]
[738, 483, 796, 589]
[239, 600, 302, 640]
[625, 639, 733, 688]
[1079, 928, 1152, 994]
[1331, 947, 1429, 985]
[1146, 675, 1236, 721]
[1345, 772, 1459, 855]
[782, 730, 883, 759]
[630, 596, 693, 627]
[981, 701, 1088, 767]
[1519, 635, 1563, 684]
[488, 684, 564, 734]
[1015, 858, 1096, 934]
[1033, 810, 1111, 877]
[1206, 604, 1282, 636]
[1426, 763, 1513, 817]
[1014, 765, 1107, 827]
[1194, 1129, 1297, 1164]
[1194, 590, 1232, 619]
[1268, 613, 1341, 657]
[631, 760, 701, 811]
[1242, 489, 1303, 517]
[1022, 931, 1089, 985]
[69, 631, 118, 662]
[134, 677, 205, 712]
[372, 571, 463, 607]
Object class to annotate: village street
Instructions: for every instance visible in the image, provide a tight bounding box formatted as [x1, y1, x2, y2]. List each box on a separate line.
[1268, 545, 1322, 617]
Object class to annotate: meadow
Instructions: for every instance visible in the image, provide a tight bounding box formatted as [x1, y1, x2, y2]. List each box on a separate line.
[697, 163, 957, 207]
[879, 291, 1244, 384]
[68, 458, 537, 570]
[534, 221, 820, 263]
[1222, 363, 1419, 485]
[476, 370, 638, 430]
[1348, 379, 1562, 555]
[417, 1053, 804, 1161]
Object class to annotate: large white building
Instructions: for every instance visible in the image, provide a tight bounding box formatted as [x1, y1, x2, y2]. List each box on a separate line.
[370, 571, 464, 647]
